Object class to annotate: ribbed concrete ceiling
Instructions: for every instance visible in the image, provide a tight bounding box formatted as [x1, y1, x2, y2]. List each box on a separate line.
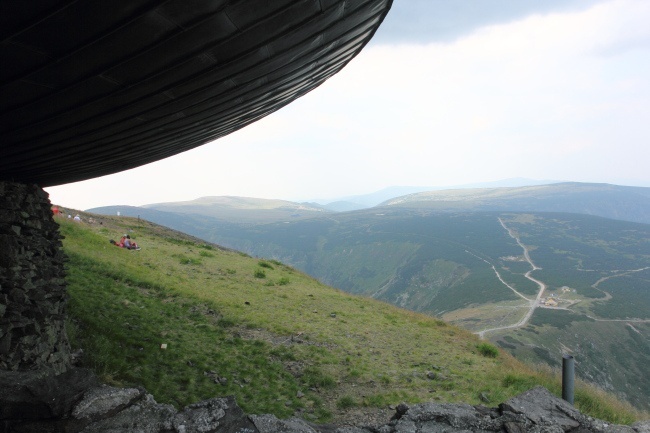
[0, 0, 391, 187]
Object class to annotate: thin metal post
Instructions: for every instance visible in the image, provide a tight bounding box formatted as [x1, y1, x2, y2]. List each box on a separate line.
[562, 355, 575, 404]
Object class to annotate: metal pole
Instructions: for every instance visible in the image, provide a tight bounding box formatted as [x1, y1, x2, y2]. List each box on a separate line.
[562, 355, 575, 404]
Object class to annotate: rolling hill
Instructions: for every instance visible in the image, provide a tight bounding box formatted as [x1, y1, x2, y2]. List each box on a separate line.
[142, 196, 329, 224]
[381, 182, 650, 225]
[91, 182, 650, 226]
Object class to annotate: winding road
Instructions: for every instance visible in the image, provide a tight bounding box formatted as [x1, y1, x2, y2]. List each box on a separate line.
[475, 219, 650, 338]
[476, 218, 546, 338]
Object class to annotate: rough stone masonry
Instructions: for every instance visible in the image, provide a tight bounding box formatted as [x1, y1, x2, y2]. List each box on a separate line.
[0, 181, 71, 373]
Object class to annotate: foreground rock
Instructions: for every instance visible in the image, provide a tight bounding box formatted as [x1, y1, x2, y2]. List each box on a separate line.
[1, 369, 648, 433]
[385, 386, 649, 433]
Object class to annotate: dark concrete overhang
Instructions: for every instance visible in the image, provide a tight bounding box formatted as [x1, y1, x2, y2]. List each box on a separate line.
[0, 0, 391, 187]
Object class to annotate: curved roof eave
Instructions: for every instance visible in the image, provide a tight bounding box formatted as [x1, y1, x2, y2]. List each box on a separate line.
[0, 0, 392, 186]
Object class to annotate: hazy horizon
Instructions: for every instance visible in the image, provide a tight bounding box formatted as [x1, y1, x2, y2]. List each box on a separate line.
[72, 178, 650, 213]
[46, 0, 650, 210]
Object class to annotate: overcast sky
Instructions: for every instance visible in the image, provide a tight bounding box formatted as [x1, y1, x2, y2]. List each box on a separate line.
[46, 0, 650, 210]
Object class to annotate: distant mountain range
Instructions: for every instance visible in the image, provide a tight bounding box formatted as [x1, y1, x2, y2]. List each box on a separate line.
[379, 182, 650, 225]
[142, 196, 327, 224]
[310, 178, 563, 212]
[90, 181, 650, 226]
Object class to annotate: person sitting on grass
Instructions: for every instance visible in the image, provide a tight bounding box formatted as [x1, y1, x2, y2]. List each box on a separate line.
[123, 234, 140, 250]
[110, 234, 140, 250]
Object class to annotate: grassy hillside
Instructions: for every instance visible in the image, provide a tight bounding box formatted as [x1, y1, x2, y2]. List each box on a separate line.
[58, 214, 645, 425]
[201, 210, 650, 409]
[81, 207, 650, 411]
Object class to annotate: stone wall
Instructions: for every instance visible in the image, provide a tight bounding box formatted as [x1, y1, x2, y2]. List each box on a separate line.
[0, 181, 71, 373]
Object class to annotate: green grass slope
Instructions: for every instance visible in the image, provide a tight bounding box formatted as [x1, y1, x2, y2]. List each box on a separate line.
[58, 214, 645, 425]
[79, 207, 650, 412]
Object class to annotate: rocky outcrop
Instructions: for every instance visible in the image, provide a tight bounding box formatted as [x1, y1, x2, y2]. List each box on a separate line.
[0, 182, 71, 373]
[2, 373, 648, 433]
[384, 386, 650, 433]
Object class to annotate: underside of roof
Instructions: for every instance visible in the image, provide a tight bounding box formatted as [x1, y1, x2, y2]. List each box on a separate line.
[0, 0, 391, 187]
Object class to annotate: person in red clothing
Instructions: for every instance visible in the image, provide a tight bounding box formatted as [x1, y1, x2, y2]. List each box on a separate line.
[110, 235, 127, 248]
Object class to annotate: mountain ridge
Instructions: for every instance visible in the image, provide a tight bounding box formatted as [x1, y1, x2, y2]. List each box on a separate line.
[144, 195, 327, 211]
[378, 182, 650, 225]
[306, 178, 564, 211]
[87, 181, 650, 226]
